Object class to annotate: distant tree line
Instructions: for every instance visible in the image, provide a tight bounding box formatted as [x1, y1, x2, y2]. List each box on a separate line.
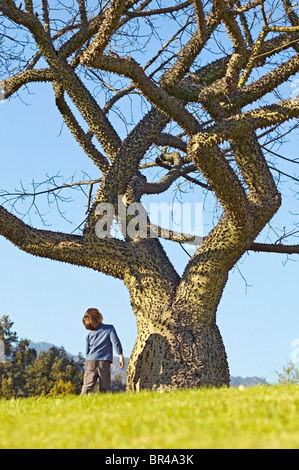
[0, 315, 125, 398]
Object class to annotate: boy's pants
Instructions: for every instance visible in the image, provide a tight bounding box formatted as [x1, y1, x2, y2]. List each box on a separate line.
[81, 360, 111, 394]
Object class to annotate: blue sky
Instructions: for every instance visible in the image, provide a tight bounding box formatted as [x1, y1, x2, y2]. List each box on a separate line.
[1, 65, 299, 385]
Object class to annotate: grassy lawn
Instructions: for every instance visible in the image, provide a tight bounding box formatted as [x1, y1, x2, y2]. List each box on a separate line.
[0, 385, 298, 449]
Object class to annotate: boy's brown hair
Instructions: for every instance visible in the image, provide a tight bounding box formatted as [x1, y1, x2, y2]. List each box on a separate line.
[83, 308, 103, 330]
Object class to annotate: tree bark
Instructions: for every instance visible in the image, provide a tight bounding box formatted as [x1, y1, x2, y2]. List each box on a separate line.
[126, 309, 229, 391]
[124, 238, 229, 391]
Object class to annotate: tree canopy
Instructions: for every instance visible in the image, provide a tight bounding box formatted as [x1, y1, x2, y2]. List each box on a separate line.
[0, 0, 298, 254]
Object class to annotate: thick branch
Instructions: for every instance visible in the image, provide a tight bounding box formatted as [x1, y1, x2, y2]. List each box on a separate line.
[220, 53, 299, 115]
[153, 133, 187, 152]
[230, 132, 281, 240]
[284, 0, 299, 25]
[249, 242, 299, 254]
[53, 82, 109, 173]
[53, 64, 121, 158]
[0, 0, 57, 62]
[42, 0, 50, 35]
[283, 0, 299, 52]
[214, 0, 247, 86]
[83, 108, 169, 235]
[60, 0, 143, 63]
[3, 68, 55, 99]
[231, 132, 278, 200]
[234, 0, 263, 14]
[81, 0, 129, 65]
[160, 10, 219, 89]
[201, 98, 299, 145]
[188, 140, 251, 227]
[77, 0, 87, 25]
[190, 0, 208, 39]
[174, 215, 253, 323]
[0, 204, 129, 279]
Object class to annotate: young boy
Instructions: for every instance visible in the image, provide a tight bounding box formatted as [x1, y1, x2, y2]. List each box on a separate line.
[81, 307, 124, 395]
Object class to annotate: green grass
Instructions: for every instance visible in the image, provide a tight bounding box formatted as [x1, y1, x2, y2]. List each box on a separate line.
[0, 385, 298, 449]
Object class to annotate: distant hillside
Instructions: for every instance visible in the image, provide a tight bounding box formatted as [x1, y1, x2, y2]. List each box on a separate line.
[29, 341, 57, 356]
[229, 376, 269, 387]
[29, 341, 269, 387]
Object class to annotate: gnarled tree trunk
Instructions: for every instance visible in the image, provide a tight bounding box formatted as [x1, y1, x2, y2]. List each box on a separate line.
[127, 310, 229, 391]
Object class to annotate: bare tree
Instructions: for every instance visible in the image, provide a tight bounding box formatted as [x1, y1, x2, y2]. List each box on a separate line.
[0, 0, 299, 391]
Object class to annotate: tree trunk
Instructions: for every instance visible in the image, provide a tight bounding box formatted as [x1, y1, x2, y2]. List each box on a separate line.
[125, 239, 230, 391]
[124, 183, 279, 391]
[126, 305, 229, 392]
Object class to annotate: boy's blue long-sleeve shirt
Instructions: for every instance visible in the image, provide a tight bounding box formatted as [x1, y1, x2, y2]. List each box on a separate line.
[85, 323, 123, 362]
